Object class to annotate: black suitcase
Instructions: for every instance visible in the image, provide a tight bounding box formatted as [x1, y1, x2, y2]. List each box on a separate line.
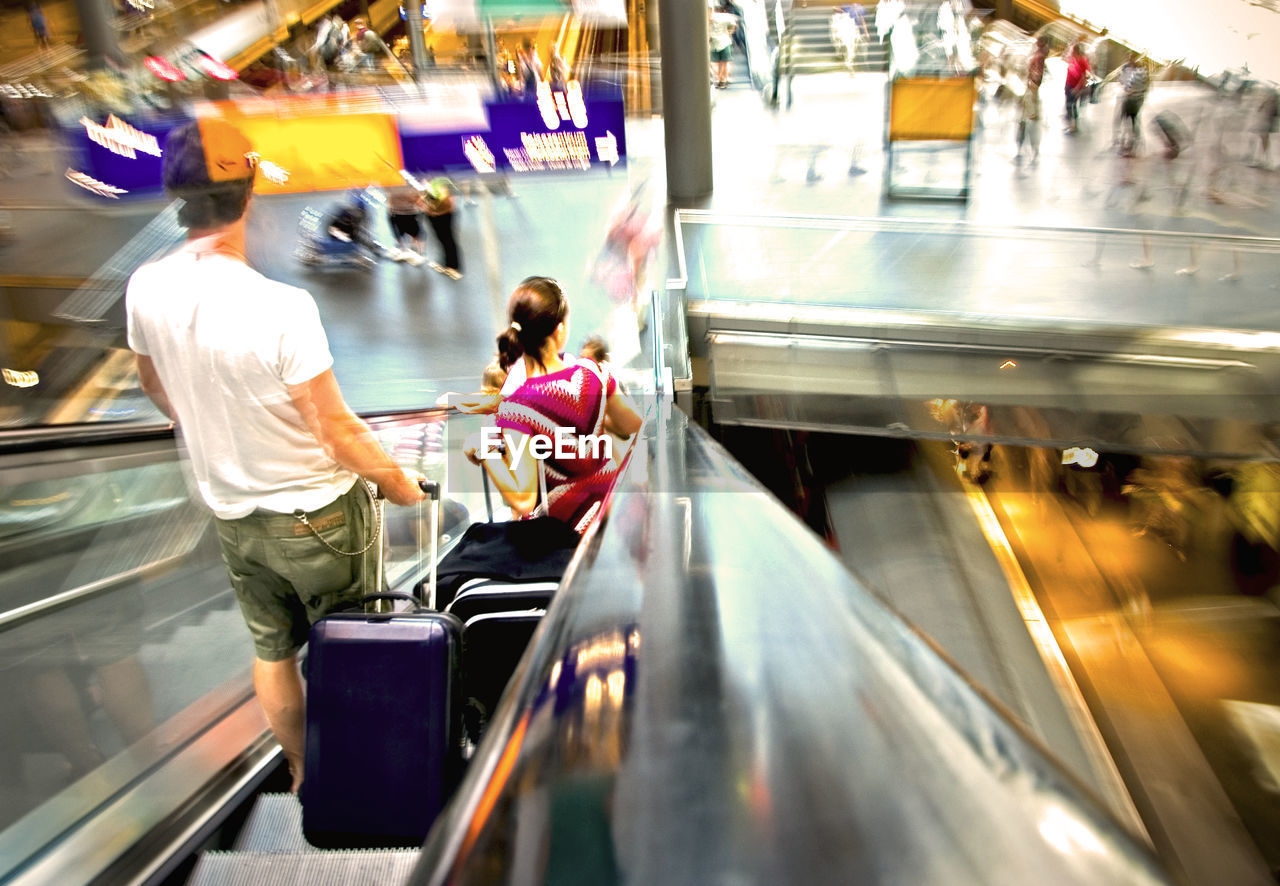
[461, 609, 546, 725]
[1153, 110, 1190, 158]
[445, 580, 557, 622]
[425, 466, 579, 610]
[301, 479, 462, 849]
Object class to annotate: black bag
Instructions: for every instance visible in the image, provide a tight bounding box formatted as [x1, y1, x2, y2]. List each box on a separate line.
[431, 516, 579, 611]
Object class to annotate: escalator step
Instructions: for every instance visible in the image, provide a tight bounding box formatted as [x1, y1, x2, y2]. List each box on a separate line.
[230, 792, 308, 853]
[187, 850, 419, 886]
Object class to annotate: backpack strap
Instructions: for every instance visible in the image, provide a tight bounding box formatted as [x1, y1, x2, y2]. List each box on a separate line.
[576, 358, 610, 435]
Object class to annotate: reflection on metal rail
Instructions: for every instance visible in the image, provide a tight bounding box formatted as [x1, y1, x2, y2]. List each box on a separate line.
[410, 405, 1174, 886]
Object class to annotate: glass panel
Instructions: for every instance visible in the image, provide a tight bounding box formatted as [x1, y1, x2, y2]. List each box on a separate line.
[0, 406, 462, 878]
[0, 438, 250, 864]
[679, 212, 1280, 333]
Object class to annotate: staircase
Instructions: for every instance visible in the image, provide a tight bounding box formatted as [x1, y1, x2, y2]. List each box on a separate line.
[773, 3, 890, 76]
[185, 793, 420, 886]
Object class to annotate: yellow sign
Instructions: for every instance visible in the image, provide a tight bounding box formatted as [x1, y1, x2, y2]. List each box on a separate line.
[197, 96, 405, 194]
[888, 76, 977, 142]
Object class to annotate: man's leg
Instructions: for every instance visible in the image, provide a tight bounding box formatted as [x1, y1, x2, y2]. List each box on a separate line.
[218, 485, 370, 793]
[254, 654, 306, 792]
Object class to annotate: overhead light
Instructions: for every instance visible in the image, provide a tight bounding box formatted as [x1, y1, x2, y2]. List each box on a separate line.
[2, 368, 38, 388]
[144, 56, 186, 82]
[195, 50, 237, 81]
[1062, 447, 1099, 468]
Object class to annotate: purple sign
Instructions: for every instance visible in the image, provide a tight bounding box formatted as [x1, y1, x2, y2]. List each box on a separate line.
[399, 91, 627, 175]
[63, 113, 190, 198]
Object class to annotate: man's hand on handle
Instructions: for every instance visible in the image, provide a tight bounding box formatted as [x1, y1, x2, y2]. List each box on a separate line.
[380, 467, 428, 506]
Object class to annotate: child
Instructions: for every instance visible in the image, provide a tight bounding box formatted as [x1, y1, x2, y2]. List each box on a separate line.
[437, 357, 507, 410]
[580, 336, 633, 448]
[579, 334, 609, 367]
[480, 359, 507, 394]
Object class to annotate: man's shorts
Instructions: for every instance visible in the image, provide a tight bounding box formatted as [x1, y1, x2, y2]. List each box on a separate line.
[711, 46, 732, 63]
[215, 481, 376, 662]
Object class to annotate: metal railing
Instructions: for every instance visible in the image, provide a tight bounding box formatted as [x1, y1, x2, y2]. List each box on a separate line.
[673, 208, 1280, 336]
[409, 404, 1174, 886]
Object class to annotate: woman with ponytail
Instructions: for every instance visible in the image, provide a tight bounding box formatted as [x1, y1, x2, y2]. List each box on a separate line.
[467, 276, 641, 530]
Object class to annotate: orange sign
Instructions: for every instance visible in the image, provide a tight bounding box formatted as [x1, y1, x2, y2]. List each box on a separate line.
[197, 95, 405, 194]
[888, 76, 978, 142]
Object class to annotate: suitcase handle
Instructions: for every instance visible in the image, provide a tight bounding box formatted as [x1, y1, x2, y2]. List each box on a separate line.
[361, 592, 419, 608]
[418, 478, 440, 611]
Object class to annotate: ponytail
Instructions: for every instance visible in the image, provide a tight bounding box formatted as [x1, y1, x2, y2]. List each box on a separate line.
[496, 324, 523, 371]
[496, 276, 567, 372]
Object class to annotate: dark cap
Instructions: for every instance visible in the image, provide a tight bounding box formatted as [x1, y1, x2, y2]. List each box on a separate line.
[162, 118, 256, 192]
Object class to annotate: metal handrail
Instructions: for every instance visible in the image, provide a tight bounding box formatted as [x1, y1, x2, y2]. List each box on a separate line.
[0, 421, 176, 455]
[0, 404, 460, 629]
[674, 208, 1280, 250]
[410, 406, 1174, 886]
[0, 404, 457, 455]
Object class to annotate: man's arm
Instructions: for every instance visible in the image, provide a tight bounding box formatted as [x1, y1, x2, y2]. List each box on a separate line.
[289, 369, 425, 506]
[136, 354, 175, 421]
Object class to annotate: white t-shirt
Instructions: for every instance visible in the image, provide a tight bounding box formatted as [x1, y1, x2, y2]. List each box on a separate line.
[127, 247, 356, 519]
[709, 13, 736, 52]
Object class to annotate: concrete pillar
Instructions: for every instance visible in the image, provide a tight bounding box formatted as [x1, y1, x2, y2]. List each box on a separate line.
[405, 1, 430, 80]
[72, 0, 123, 69]
[658, 0, 713, 201]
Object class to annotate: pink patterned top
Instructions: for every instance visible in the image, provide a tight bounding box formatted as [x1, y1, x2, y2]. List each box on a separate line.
[495, 359, 619, 530]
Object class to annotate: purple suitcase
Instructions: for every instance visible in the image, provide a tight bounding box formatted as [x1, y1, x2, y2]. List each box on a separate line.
[301, 479, 461, 848]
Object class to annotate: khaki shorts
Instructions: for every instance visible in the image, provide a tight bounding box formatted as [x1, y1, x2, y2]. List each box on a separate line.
[215, 481, 378, 662]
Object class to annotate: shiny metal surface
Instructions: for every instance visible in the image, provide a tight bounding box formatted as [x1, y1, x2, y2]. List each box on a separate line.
[702, 329, 1278, 461]
[411, 405, 1173, 886]
[0, 407, 460, 883]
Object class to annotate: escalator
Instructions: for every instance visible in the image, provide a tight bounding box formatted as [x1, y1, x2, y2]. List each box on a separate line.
[717, 426, 1280, 885]
[0, 394, 1179, 886]
[0, 406, 463, 886]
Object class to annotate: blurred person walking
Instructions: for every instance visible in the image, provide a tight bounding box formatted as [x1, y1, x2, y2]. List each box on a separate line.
[1115, 54, 1149, 156]
[311, 13, 347, 69]
[1251, 86, 1278, 168]
[386, 185, 427, 264]
[517, 40, 542, 98]
[709, 4, 736, 89]
[424, 177, 462, 280]
[1064, 42, 1091, 134]
[351, 17, 384, 71]
[549, 48, 569, 91]
[1015, 35, 1047, 167]
[126, 120, 426, 792]
[28, 1, 51, 49]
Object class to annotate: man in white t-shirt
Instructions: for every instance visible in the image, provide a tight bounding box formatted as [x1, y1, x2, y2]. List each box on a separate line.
[126, 119, 425, 792]
[709, 4, 736, 89]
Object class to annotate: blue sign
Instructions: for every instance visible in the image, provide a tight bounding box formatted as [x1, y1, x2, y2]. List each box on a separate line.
[399, 89, 627, 176]
[63, 113, 190, 198]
